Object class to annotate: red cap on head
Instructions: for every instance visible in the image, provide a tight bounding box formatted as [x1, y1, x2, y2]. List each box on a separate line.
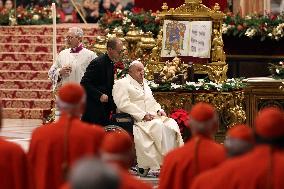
[58, 83, 85, 104]
[101, 131, 133, 154]
[227, 124, 254, 143]
[255, 107, 284, 138]
[190, 102, 216, 122]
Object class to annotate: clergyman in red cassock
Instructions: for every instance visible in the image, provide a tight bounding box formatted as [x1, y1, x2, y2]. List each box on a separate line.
[28, 83, 105, 189]
[0, 104, 29, 189]
[60, 131, 152, 189]
[101, 131, 153, 189]
[191, 124, 255, 189]
[193, 107, 284, 189]
[158, 102, 226, 189]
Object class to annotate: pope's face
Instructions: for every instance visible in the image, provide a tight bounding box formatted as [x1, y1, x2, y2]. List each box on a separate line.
[130, 63, 144, 84]
[66, 31, 81, 48]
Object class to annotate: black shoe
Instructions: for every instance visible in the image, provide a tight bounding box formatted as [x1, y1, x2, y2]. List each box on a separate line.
[137, 168, 150, 177]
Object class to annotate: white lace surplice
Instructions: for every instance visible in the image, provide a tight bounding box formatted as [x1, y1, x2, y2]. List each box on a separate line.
[48, 48, 97, 91]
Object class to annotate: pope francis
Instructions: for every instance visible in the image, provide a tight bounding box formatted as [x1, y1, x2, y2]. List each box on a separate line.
[112, 60, 184, 175]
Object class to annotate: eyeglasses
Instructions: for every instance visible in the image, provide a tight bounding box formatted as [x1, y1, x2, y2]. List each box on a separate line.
[65, 36, 78, 40]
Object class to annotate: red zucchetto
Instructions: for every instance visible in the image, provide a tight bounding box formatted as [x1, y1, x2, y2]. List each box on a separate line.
[255, 107, 284, 138]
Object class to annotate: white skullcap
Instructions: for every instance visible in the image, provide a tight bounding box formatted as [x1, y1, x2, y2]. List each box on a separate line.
[129, 59, 142, 68]
[68, 27, 84, 37]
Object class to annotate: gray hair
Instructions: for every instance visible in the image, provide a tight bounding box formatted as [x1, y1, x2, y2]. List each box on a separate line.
[68, 27, 84, 37]
[189, 114, 218, 134]
[107, 38, 122, 50]
[69, 158, 120, 189]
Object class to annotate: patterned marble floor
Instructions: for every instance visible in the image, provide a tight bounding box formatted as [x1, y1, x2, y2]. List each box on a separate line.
[0, 119, 41, 152]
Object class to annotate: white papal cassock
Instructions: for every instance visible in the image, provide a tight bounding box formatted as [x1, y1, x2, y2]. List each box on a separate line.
[113, 75, 184, 170]
[48, 48, 97, 91]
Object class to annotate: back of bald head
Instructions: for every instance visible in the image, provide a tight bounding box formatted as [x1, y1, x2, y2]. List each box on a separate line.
[70, 158, 120, 189]
[189, 102, 218, 136]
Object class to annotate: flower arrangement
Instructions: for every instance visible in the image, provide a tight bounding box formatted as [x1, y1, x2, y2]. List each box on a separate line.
[170, 109, 191, 141]
[268, 61, 284, 80]
[0, 5, 60, 25]
[114, 58, 132, 80]
[148, 78, 246, 92]
[222, 12, 284, 41]
[98, 9, 160, 36]
[0, 8, 9, 25]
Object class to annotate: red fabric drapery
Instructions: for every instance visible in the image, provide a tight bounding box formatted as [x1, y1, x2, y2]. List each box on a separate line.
[134, 0, 227, 12]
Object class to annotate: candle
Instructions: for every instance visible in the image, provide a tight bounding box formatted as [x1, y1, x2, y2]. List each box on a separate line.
[264, 0, 271, 14]
[52, 3, 57, 64]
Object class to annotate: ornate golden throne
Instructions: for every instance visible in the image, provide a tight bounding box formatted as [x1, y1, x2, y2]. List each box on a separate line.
[148, 0, 228, 84]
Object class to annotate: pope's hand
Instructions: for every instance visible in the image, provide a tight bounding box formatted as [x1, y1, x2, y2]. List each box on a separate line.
[59, 66, 72, 78]
[158, 110, 167, 117]
[143, 113, 155, 121]
[100, 94, 109, 103]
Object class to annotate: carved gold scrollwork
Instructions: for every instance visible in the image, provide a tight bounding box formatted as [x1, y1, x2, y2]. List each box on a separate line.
[194, 91, 246, 128]
[206, 62, 228, 84]
[153, 90, 246, 141]
[153, 92, 192, 114]
[193, 62, 228, 83]
[154, 91, 246, 128]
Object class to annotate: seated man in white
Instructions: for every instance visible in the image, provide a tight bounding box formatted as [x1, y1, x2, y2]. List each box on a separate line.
[112, 60, 184, 176]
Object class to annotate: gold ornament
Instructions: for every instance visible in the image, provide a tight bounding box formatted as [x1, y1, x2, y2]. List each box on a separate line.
[211, 29, 226, 62]
[32, 14, 40, 20]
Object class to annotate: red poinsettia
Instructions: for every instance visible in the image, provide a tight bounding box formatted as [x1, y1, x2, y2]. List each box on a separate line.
[170, 109, 190, 135]
[114, 61, 125, 74]
[131, 7, 143, 14]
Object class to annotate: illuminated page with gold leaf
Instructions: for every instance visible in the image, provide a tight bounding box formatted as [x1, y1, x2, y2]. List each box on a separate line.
[188, 21, 212, 58]
[161, 20, 190, 57]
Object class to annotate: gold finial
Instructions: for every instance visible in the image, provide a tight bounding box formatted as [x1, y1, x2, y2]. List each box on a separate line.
[185, 0, 202, 4]
[213, 3, 221, 11]
[161, 3, 168, 12]
[169, 8, 175, 13]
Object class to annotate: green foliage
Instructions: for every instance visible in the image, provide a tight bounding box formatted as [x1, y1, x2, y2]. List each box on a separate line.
[0, 9, 9, 25]
[0, 6, 60, 26]
[149, 78, 246, 92]
[223, 12, 284, 41]
[98, 9, 160, 37]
